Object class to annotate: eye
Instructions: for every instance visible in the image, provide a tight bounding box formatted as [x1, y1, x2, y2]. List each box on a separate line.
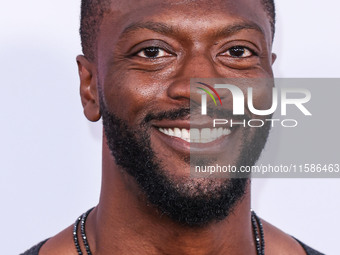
[222, 46, 255, 58]
[136, 47, 172, 58]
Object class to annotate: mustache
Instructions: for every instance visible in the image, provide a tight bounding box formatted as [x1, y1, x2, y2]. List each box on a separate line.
[142, 106, 251, 125]
[143, 108, 190, 124]
[208, 108, 251, 122]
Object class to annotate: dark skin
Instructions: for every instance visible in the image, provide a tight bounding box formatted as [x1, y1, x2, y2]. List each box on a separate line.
[40, 0, 307, 254]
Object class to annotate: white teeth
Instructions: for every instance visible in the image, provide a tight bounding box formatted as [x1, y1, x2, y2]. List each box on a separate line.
[181, 128, 190, 142]
[158, 127, 232, 143]
[191, 129, 199, 140]
[223, 129, 231, 135]
[168, 128, 174, 136]
[211, 128, 217, 140]
[217, 127, 223, 137]
[201, 128, 211, 143]
[174, 128, 181, 138]
[201, 128, 211, 139]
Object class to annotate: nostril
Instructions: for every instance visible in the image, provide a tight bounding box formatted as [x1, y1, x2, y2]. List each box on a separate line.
[166, 80, 191, 101]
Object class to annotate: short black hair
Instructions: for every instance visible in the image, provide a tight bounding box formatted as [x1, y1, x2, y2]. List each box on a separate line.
[262, 0, 276, 38]
[80, 0, 110, 61]
[80, 0, 275, 61]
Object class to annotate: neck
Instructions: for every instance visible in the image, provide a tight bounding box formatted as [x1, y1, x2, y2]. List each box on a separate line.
[85, 142, 256, 255]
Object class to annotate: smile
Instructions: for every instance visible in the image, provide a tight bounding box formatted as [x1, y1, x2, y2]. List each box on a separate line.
[158, 127, 232, 144]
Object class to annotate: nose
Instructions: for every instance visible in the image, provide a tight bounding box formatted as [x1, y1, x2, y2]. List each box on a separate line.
[166, 54, 219, 104]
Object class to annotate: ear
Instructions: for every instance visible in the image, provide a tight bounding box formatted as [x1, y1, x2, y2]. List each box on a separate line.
[77, 55, 101, 122]
[271, 53, 277, 65]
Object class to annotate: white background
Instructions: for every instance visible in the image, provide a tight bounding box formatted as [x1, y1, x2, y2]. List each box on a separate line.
[0, 0, 339, 254]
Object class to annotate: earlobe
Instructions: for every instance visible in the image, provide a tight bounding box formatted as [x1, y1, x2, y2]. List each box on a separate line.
[271, 53, 277, 65]
[77, 55, 101, 122]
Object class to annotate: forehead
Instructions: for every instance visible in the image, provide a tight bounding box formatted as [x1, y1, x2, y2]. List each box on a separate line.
[97, 0, 272, 54]
[109, 0, 266, 18]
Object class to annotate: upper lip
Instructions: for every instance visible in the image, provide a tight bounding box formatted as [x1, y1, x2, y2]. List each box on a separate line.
[152, 116, 237, 129]
[152, 119, 218, 129]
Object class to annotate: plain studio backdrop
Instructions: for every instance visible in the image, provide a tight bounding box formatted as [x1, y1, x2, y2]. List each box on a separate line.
[0, 1, 339, 254]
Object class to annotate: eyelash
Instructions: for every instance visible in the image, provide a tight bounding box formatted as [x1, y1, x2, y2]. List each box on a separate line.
[133, 45, 258, 59]
[221, 46, 258, 58]
[134, 47, 172, 59]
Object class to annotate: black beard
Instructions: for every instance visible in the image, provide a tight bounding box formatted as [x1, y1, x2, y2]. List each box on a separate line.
[101, 103, 270, 226]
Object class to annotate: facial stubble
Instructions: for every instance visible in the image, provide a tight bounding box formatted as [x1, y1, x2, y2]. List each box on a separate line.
[100, 100, 270, 226]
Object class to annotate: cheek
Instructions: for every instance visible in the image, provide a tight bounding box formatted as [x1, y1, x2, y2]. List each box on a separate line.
[102, 67, 169, 125]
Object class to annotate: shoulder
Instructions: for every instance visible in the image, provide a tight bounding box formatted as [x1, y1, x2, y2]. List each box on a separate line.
[20, 240, 49, 255]
[294, 239, 326, 255]
[21, 225, 77, 255]
[262, 219, 324, 255]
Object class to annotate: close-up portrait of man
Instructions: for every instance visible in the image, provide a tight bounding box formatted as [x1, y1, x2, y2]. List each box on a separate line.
[1, 0, 339, 255]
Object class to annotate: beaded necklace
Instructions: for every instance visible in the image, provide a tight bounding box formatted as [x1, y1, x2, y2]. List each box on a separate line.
[73, 208, 265, 255]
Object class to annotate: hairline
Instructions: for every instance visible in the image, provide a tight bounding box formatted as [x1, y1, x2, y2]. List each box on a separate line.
[80, 0, 275, 61]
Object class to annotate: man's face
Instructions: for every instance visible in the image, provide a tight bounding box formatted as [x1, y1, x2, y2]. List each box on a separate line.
[95, 0, 274, 225]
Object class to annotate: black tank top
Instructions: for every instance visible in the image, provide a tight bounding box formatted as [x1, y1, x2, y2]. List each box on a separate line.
[20, 238, 326, 255]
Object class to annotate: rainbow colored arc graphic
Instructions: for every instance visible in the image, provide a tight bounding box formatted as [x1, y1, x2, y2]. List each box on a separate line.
[196, 82, 223, 106]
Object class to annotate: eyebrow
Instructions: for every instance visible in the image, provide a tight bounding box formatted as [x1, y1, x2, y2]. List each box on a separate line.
[213, 22, 265, 38]
[120, 22, 177, 39]
[119, 21, 265, 39]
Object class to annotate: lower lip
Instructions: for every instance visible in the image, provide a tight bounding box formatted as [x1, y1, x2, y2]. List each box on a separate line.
[152, 127, 237, 155]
